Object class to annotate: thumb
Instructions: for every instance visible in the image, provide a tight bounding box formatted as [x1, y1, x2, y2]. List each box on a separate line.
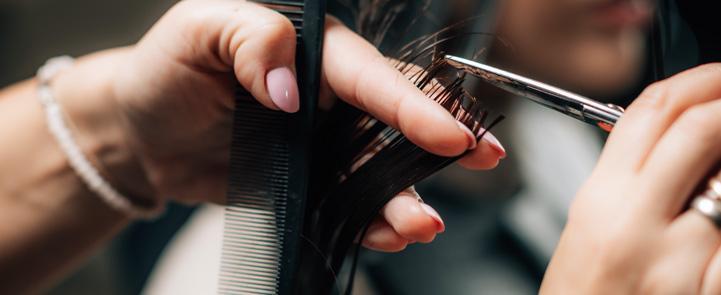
[156, 0, 300, 112]
[229, 2, 300, 113]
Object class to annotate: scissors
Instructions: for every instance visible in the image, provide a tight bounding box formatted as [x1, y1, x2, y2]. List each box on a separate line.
[444, 55, 625, 132]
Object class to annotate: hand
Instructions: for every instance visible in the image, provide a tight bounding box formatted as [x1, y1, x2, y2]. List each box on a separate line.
[59, 1, 506, 251]
[541, 64, 721, 294]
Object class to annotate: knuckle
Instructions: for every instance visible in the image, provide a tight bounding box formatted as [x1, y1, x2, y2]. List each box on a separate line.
[353, 54, 387, 110]
[172, 1, 214, 22]
[253, 14, 296, 42]
[633, 81, 669, 111]
[677, 106, 720, 142]
[642, 80, 667, 98]
[170, 3, 224, 38]
[633, 63, 721, 115]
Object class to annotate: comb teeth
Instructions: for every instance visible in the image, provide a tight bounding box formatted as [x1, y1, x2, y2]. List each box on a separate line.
[220, 0, 326, 293]
[257, 0, 305, 37]
[219, 4, 303, 290]
[219, 97, 290, 295]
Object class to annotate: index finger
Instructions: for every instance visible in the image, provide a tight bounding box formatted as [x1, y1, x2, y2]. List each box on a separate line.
[320, 17, 474, 157]
[598, 64, 721, 175]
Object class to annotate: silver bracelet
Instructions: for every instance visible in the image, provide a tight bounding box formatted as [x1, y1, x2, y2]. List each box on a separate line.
[37, 56, 163, 219]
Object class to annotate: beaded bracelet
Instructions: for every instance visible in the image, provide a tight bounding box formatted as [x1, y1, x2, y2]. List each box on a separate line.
[37, 56, 163, 219]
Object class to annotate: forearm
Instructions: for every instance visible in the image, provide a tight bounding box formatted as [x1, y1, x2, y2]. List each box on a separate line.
[0, 50, 140, 293]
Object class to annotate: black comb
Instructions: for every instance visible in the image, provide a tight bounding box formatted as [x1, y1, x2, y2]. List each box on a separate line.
[218, 1, 326, 294]
[291, 23, 505, 291]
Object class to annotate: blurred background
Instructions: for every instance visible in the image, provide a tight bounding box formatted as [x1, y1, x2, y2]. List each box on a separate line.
[3, 0, 709, 294]
[2, 1, 192, 294]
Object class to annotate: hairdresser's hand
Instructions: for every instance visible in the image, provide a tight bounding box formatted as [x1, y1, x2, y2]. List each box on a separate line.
[56, 1, 505, 251]
[541, 64, 721, 294]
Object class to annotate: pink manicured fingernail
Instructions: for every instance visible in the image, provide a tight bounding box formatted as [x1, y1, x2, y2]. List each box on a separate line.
[420, 203, 445, 233]
[456, 121, 478, 150]
[481, 130, 506, 159]
[266, 67, 299, 113]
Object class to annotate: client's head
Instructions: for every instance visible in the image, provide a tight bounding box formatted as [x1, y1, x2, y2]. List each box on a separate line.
[492, 0, 655, 97]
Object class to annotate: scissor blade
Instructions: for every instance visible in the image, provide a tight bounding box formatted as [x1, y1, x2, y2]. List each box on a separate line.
[444, 55, 623, 130]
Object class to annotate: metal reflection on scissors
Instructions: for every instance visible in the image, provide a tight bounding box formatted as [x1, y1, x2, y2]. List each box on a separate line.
[444, 55, 625, 132]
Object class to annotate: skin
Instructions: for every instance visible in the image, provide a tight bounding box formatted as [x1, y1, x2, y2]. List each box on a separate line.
[491, 0, 721, 293]
[540, 63, 721, 294]
[3, 0, 719, 293]
[0, 1, 505, 293]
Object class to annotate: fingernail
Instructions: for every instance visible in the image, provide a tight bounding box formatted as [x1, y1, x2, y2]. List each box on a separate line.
[480, 129, 506, 159]
[456, 121, 478, 150]
[420, 203, 445, 233]
[266, 67, 300, 113]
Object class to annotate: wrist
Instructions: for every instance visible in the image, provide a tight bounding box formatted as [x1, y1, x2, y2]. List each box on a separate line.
[51, 49, 159, 210]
